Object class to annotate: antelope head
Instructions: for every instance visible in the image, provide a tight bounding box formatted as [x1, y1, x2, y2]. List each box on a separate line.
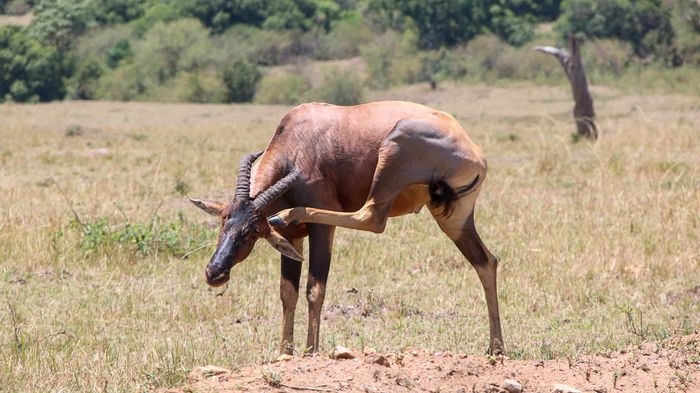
[190, 151, 302, 286]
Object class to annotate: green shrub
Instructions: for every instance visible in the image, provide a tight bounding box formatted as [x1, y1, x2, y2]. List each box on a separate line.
[67, 56, 103, 99]
[70, 215, 213, 257]
[217, 24, 296, 66]
[361, 29, 421, 88]
[74, 24, 133, 61]
[171, 72, 225, 103]
[670, 0, 700, 65]
[0, 26, 65, 102]
[583, 39, 633, 75]
[93, 62, 146, 100]
[129, 2, 183, 36]
[313, 67, 364, 105]
[222, 59, 262, 103]
[321, 13, 374, 59]
[106, 38, 132, 68]
[255, 72, 310, 105]
[136, 18, 215, 82]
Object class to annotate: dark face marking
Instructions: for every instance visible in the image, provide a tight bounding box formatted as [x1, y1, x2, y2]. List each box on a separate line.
[205, 199, 269, 286]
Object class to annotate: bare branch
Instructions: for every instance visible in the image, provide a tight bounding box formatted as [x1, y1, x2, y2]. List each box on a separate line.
[535, 34, 598, 140]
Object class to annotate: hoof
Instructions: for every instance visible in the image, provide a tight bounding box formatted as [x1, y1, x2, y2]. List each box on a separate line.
[268, 215, 287, 228]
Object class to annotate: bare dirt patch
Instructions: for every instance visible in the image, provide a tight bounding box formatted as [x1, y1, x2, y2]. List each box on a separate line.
[163, 334, 699, 393]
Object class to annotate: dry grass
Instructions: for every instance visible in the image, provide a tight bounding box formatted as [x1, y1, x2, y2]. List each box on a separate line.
[1, 83, 699, 391]
[0, 13, 32, 27]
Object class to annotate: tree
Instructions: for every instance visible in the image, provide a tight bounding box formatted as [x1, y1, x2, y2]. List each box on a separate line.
[28, 0, 96, 53]
[136, 18, 214, 82]
[556, 0, 674, 61]
[368, 0, 486, 49]
[90, 0, 146, 25]
[367, 0, 562, 48]
[0, 26, 65, 102]
[222, 59, 261, 102]
[180, 0, 342, 33]
[536, 35, 598, 140]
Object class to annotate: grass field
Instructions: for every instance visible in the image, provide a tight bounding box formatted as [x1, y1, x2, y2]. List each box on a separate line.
[1, 83, 699, 392]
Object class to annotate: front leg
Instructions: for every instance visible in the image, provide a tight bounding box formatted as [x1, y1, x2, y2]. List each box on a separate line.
[279, 240, 303, 355]
[269, 203, 391, 234]
[305, 224, 335, 352]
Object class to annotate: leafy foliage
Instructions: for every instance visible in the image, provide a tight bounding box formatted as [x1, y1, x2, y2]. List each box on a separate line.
[556, 0, 675, 61]
[313, 67, 364, 105]
[222, 59, 262, 103]
[254, 72, 311, 105]
[71, 215, 213, 257]
[28, 0, 95, 52]
[180, 0, 341, 33]
[0, 26, 64, 102]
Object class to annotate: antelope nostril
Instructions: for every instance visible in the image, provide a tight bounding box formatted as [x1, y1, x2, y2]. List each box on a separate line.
[206, 268, 229, 286]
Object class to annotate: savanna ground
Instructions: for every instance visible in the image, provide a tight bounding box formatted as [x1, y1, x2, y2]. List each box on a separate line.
[1, 82, 699, 392]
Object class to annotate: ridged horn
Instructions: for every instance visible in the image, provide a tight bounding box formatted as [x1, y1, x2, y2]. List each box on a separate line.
[253, 171, 299, 211]
[235, 151, 263, 199]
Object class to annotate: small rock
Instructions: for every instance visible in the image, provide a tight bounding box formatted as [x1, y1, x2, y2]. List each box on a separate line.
[503, 379, 522, 393]
[363, 346, 377, 355]
[364, 354, 390, 367]
[330, 345, 355, 359]
[189, 365, 230, 381]
[553, 383, 582, 393]
[275, 354, 293, 362]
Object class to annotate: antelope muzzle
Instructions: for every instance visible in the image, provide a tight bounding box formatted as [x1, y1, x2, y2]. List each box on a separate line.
[205, 235, 236, 286]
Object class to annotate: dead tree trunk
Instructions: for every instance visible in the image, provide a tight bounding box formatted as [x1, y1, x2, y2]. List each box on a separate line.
[535, 34, 598, 140]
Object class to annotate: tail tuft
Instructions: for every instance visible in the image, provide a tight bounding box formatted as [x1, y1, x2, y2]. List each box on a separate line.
[429, 175, 480, 217]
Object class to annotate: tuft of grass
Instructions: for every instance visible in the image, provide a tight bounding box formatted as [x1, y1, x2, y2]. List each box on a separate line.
[65, 124, 84, 137]
[260, 367, 283, 387]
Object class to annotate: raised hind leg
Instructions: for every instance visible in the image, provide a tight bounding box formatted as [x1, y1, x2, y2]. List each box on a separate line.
[433, 199, 505, 355]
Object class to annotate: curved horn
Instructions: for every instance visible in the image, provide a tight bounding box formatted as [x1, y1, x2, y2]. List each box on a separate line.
[235, 151, 263, 199]
[253, 171, 299, 211]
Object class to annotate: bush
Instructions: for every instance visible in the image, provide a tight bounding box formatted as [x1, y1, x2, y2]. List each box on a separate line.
[0, 26, 65, 102]
[129, 2, 182, 36]
[171, 72, 225, 103]
[361, 29, 421, 88]
[222, 60, 262, 103]
[74, 24, 133, 63]
[313, 67, 364, 105]
[321, 13, 374, 59]
[255, 72, 310, 105]
[670, 0, 700, 65]
[93, 62, 146, 100]
[105, 38, 132, 68]
[583, 39, 633, 75]
[67, 56, 102, 99]
[217, 25, 296, 66]
[135, 18, 215, 82]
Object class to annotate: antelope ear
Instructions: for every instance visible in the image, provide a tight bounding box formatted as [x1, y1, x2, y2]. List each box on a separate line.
[264, 230, 303, 261]
[188, 198, 224, 216]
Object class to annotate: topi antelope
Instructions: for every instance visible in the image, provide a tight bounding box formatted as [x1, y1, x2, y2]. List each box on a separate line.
[190, 101, 504, 355]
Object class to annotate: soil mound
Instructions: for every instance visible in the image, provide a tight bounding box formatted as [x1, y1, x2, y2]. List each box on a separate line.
[163, 334, 699, 392]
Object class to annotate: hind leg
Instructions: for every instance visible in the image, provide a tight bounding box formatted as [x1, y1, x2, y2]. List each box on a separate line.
[432, 199, 505, 355]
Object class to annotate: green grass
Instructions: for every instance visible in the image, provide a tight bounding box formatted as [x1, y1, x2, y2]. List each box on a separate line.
[1, 83, 699, 391]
